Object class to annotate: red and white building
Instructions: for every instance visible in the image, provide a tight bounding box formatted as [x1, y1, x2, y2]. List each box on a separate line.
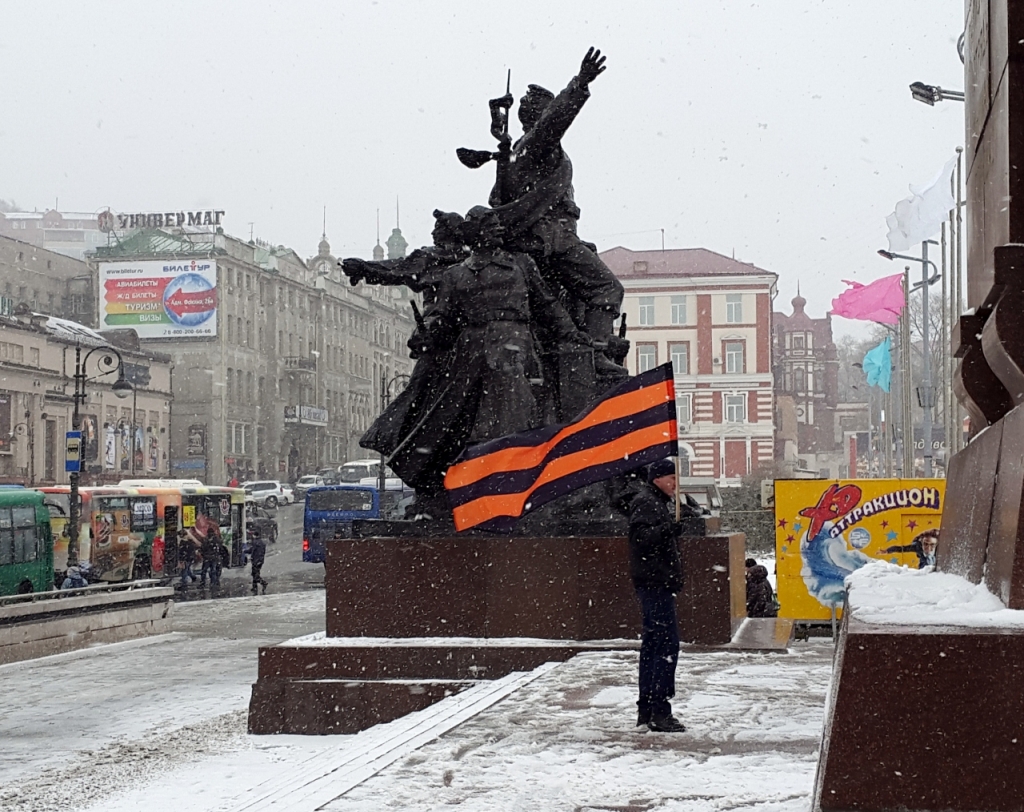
[601, 247, 778, 485]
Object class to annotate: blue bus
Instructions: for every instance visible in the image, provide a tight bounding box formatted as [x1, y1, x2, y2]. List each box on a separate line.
[302, 485, 379, 563]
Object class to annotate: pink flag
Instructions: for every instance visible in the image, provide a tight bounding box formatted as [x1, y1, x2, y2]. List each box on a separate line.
[829, 273, 905, 325]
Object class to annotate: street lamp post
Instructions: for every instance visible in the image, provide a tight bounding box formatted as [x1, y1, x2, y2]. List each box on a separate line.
[377, 373, 410, 493]
[67, 343, 132, 568]
[878, 245, 940, 476]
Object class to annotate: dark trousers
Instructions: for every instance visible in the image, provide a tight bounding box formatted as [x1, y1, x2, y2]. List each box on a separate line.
[635, 587, 680, 717]
[251, 562, 266, 590]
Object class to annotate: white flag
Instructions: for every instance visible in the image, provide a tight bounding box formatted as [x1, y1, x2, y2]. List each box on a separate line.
[885, 156, 957, 252]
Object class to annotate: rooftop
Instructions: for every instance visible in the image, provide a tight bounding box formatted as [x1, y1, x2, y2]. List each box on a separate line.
[600, 246, 778, 280]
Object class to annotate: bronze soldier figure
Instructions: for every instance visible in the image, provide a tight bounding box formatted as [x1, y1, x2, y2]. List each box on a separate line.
[377, 206, 590, 496]
[467, 48, 625, 375]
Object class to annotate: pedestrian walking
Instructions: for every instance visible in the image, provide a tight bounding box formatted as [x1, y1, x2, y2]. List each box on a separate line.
[194, 512, 222, 587]
[249, 530, 268, 595]
[178, 532, 198, 587]
[626, 458, 694, 733]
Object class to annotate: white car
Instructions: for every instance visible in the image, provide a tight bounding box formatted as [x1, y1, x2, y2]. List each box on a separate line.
[241, 480, 293, 509]
[293, 475, 326, 499]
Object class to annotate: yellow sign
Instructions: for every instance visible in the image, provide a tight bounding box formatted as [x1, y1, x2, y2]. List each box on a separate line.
[775, 478, 945, 621]
[182, 504, 196, 528]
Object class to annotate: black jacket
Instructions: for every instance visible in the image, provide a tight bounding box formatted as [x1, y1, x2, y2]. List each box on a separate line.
[746, 565, 777, 618]
[250, 537, 266, 568]
[627, 484, 683, 592]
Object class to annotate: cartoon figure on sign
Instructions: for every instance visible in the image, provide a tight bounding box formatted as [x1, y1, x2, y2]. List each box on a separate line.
[798, 484, 872, 607]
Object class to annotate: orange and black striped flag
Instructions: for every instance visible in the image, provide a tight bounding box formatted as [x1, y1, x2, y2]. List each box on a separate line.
[444, 363, 678, 532]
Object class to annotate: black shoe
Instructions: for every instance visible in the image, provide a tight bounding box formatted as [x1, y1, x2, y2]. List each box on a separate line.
[647, 714, 686, 733]
[636, 709, 651, 728]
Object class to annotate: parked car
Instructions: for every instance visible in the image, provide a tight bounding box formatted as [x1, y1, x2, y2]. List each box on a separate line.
[337, 459, 384, 483]
[246, 502, 278, 544]
[241, 480, 293, 509]
[293, 474, 326, 500]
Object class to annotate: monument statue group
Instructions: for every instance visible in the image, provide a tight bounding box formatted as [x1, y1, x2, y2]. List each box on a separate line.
[341, 48, 632, 517]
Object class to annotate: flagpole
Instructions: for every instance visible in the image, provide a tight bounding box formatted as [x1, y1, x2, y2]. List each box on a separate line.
[902, 266, 914, 477]
[674, 456, 681, 521]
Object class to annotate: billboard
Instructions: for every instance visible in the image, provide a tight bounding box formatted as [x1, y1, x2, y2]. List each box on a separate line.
[98, 259, 218, 339]
[775, 478, 945, 621]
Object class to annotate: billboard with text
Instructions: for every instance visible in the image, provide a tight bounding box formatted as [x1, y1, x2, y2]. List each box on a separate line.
[98, 259, 218, 339]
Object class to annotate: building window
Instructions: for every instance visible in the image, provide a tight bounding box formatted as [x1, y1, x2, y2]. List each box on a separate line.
[794, 367, 806, 392]
[669, 343, 689, 375]
[637, 343, 657, 373]
[670, 295, 687, 325]
[792, 334, 805, 350]
[725, 341, 745, 374]
[677, 393, 692, 425]
[638, 296, 655, 326]
[726, 293, 743, 323]
[725, 394, 746, 423]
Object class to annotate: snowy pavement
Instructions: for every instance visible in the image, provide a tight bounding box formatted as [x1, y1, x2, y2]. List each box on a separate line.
[0, 590, 835, 812]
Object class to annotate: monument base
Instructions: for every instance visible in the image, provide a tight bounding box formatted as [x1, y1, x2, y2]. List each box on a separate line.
[814, 617, 1024, 811]
[249, 532, 754, 735]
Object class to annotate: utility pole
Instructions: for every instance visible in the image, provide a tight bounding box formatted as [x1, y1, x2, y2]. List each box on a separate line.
[921, 241, 934, 477]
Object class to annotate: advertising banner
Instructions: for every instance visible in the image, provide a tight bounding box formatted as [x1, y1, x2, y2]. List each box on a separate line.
[775, 478, 945, 621]
[98, 259, 218, 339]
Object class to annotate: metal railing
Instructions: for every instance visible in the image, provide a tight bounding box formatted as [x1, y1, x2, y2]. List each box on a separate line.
[0, 579, 163, 608]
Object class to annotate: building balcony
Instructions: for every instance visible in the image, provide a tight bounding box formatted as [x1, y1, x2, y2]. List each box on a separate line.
[282, 356, 316, 373]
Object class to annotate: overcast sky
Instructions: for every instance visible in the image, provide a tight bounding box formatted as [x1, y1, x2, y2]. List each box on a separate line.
[1, 1, 964, 339]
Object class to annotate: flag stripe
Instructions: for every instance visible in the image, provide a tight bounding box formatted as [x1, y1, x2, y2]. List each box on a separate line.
[451, 420, 676, 531]
[444, 377, 674, 490]
[462, 439, 678, 533]
[447, 402, 673, 507]
[455, 364, 674, 464]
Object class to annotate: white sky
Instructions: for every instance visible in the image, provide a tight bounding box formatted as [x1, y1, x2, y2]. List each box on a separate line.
[1, 1, 965, 339]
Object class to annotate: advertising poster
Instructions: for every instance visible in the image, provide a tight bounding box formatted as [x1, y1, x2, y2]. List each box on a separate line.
[187, 424, 206, 457]
[81, 414, 99, 462]
[98, 259, 218, 339]
[775, 479, 945, 621]
[105, 424, 116, 469]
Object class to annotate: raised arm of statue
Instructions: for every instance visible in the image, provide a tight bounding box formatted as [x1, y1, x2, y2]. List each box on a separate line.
[516, 49, 605, 158]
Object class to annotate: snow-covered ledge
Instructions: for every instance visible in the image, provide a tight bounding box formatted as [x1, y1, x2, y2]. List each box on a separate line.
[844, 560, 1024, 628]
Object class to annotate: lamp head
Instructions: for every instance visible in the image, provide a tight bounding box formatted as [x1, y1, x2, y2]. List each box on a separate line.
[112, 373, 133, 400]
[910, 81, 939, 106]
[877, 249, 896, 260]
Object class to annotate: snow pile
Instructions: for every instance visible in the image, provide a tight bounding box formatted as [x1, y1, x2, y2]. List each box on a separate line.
[284, 631, 638, 648]
[845, 560, 1024, 628]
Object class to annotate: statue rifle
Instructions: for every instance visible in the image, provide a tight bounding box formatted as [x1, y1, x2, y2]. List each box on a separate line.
[410, 300, 427, 333]
[456, 69, 512, 170]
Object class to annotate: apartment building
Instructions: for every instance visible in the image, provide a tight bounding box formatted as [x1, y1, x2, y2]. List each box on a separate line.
[601, 246, 778, 485]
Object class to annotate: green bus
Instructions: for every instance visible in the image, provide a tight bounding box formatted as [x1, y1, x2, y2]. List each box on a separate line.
[0, 489, 54, 596]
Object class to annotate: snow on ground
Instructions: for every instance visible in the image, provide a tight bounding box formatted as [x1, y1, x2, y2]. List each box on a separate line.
[0, 590, 834, 812]
[846, 560, 1024, 627]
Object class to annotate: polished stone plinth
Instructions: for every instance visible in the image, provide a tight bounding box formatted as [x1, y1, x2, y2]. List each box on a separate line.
[814, 616, 1024, 811]
[249, 531, 753, 734]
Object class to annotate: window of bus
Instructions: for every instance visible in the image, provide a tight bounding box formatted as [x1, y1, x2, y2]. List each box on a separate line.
[0, 507, 39, 564]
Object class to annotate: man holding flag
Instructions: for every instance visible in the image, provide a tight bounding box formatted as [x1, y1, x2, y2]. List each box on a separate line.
[444, 361, 690, 731]
[626, 458, 694, 733]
